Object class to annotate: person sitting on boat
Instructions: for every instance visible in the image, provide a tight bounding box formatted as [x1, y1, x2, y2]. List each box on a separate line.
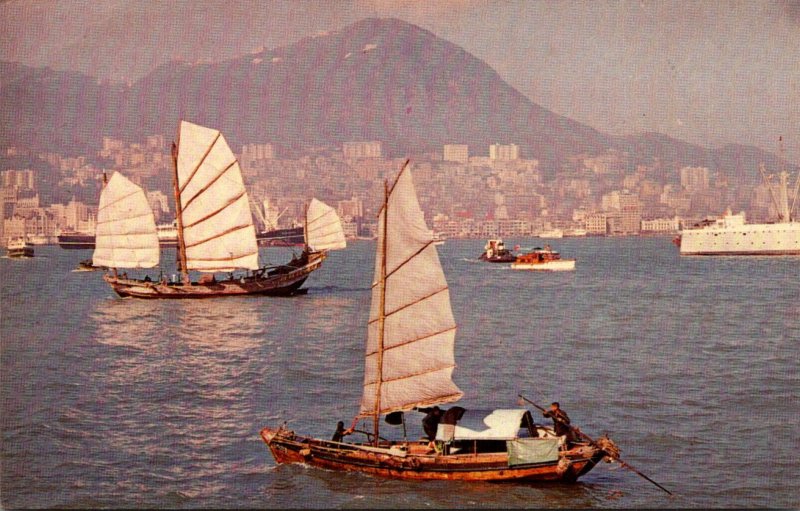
[331, 421, 353, 443]
[542, 401, 572, 438]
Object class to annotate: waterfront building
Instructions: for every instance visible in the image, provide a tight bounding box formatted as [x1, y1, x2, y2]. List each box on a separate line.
[337, 196, 363, 220]
[641, 217, 679, 233]
[584, 212, 609, 235]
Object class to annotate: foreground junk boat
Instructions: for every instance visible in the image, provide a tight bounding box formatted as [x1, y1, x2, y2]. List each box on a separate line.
[478, 239, 516, 262]
[261, 161, 615, 482]
[675, 163, 800, 256]
[6, 236, 34, 258]
[94, 121, 346, 299]
[511, 245, 576, 271]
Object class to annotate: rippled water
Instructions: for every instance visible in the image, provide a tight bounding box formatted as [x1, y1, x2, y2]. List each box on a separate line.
[1, 238, 798, 509]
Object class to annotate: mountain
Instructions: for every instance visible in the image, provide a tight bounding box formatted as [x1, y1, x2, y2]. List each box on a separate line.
[0, 17, 793, 180]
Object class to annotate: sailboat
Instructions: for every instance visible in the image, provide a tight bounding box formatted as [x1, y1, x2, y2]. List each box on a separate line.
[260, 161, 616, 482]
[94, 120, 346, 299]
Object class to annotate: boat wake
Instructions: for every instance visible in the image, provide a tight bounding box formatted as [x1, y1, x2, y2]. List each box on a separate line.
[308, 285, 372, 294]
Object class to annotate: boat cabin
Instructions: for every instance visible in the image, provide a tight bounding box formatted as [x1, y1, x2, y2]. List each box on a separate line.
[514, 246, 561, 264]
[431, 408, 565, 463]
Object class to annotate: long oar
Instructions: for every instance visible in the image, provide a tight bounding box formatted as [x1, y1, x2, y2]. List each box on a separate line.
[518, 393, 673, 496]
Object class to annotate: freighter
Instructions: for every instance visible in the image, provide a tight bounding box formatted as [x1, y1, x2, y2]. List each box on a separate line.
[675, 165, 800, 256]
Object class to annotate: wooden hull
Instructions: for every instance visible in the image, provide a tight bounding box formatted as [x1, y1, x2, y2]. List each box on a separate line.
[260, 427, 605, 483]
[103, 252, 325, 299]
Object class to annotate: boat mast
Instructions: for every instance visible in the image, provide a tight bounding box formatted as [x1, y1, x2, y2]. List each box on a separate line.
[372, 179, 389, 445]
[758, 163, 786, 222]
[303, 200, 310, 253]
[171, 125, 190, 285]
[779, 136, 800, 222]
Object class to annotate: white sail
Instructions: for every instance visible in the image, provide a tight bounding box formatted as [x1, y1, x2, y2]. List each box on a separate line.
[360, 163, 463, 417]
[305, 198, 347, 252]
[176, 121, 259, 272]
[93, 172, 159, 268]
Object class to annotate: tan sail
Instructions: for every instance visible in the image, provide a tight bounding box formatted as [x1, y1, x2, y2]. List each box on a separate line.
[360, 162, 463, 417]
[305, 198, 347, 252]
[93, 172, 159, 269]
[175, 120, 259, 272]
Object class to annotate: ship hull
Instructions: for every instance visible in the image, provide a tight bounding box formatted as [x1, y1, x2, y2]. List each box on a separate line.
[57, 233, 96, 249]
[58, 234, 178, 249]
[256, 227, 305, 247]
[678, 222, 800, 256]
[261, 427, 605, 483]
[7, 246, 34, 258]
[102, 252, 324, 299]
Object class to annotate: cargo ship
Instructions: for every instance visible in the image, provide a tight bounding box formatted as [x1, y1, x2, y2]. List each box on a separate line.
[675, 165, 800, 256]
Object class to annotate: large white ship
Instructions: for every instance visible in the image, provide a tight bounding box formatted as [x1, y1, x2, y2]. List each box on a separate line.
[676, 165, 800, 256]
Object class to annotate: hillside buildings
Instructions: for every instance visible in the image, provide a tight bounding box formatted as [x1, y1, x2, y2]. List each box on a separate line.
[0, 135, 777, 245]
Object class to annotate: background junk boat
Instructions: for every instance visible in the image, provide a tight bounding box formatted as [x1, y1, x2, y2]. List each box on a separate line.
[260, 161, 615, 482]
[93, 121, 346, 299]
[510, 246, 576, 271]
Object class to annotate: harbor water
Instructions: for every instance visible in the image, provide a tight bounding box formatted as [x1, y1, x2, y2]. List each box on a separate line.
[1, 237, 798, 509]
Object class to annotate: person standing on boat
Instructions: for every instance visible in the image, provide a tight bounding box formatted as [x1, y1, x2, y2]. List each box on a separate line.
[331, 421, 352, 443]
[418, 406, 442, 448]
[543, 402, 571, 437]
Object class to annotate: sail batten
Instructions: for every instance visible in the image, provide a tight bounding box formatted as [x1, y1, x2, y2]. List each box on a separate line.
[182, 190, 248, 229]
[184, 223, 254, 249]
[176, 121, 259, 272]
[179, 132, 221, 194]
[93, 172, 160, 269]
[364, 325, 457, 357]
[367, 286, 450, 324]
[181, 159, 236, 211]
[360, 163, 462, 418]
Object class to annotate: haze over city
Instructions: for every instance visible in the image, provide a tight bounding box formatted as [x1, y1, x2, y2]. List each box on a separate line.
[1, 0, 798, 163]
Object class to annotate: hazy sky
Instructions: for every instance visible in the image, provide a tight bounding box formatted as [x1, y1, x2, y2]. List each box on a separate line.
[2, 0, 799, 163]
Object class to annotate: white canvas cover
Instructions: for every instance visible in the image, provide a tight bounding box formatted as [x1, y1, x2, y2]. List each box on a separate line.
[176, 120, 259, 272]
[93, 172, 159, 268]
[360, 163, 463, 416]
[305, 198, 347, 252]
[435, 409, 527, 441]
[507, 437, 561, 465]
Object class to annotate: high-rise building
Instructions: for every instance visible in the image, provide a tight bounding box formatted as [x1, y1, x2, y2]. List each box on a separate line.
[489, 143, 519, 161]
[343, 141, 382, 159]
[680, 166, 710, 190]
